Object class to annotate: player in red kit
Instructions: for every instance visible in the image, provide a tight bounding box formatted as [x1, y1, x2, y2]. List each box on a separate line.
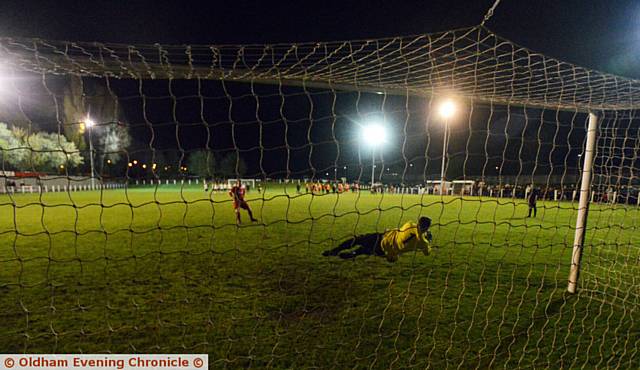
[229, 180, 258, 224]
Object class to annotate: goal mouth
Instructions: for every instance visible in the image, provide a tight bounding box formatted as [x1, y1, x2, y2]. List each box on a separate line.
[226, 178, 256, 187]
[0, 25, 638, 368]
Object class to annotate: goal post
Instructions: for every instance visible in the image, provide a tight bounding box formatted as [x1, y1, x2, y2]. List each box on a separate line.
[567, 112, 598, 294]
[227, 178, 256, 190]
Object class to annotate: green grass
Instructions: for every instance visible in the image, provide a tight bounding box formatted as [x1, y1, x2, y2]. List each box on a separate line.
[1, 184, 639, 368]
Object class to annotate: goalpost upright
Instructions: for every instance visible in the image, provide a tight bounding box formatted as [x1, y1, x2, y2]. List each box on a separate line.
[567, 112, 599, 294]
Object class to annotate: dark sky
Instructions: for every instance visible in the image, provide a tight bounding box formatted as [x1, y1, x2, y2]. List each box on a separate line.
[1, 0, 640, 78]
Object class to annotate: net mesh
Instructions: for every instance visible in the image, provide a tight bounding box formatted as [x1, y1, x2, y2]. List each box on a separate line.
[0, 25, 639, 368]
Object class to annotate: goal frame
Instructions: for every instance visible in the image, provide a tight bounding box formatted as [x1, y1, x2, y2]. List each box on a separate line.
[227, 178, 256, 189]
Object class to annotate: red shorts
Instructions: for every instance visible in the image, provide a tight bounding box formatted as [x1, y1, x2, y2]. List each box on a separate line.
[233, 201, 250, 210]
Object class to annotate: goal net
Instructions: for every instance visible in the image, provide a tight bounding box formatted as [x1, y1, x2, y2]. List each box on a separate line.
[0, 26, 638, 368]
[226, 178, 256, 189]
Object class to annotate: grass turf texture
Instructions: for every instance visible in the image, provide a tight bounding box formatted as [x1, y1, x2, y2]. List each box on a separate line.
[0, 184, 639, 368]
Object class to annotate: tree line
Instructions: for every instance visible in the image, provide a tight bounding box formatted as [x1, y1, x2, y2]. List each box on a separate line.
[0, 123, 83, 171]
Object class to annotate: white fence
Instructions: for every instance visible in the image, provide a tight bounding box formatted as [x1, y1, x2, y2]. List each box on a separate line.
[0, 176, 125, 194]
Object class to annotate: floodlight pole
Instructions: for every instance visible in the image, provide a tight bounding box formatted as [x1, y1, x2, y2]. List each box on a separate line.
[567, 112, 598, 294]
[440, 119, 449, 196]
[88, 124, 96, 190]
[371, 148, 376, 188]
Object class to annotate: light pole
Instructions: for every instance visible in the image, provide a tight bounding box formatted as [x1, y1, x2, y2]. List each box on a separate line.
[437, 100, 456, 196]
[85, 117, 96, 189]
[371, 148, 376, 187]
[361, 122, 387, 188]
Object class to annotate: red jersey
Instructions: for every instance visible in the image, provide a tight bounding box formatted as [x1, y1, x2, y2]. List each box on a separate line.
[230, 185, 246, 202]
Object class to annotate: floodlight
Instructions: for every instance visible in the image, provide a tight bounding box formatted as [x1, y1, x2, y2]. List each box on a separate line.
[361, 123, 387, 147]
[438, 100, 456, 120]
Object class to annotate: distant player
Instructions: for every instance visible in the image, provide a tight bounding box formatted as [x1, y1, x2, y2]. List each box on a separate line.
[527, 185, 539, 218]
[323, 216, 433, 262]
[203, 179, 208, 192]
[229, 180, 258, 224]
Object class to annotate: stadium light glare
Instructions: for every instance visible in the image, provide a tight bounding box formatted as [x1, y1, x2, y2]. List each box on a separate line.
[0, 63, 12, 96]
[361, 122, 387, 147]
[438, 99, 457, 120]
[361, 121, 387, 187]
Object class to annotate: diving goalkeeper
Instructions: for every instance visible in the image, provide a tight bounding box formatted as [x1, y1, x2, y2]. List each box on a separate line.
[323, 216, 433, 262]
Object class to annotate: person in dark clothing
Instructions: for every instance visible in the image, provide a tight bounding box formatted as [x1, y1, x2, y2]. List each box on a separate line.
[528, 186, 539, 218]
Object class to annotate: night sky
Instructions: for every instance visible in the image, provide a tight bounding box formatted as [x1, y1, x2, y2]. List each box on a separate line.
[2, 0, 640, 77]
[1, 1, 639, 182]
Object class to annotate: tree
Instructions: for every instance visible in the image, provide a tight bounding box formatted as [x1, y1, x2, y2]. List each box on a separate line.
[62, 76, 131, 171]
[187, 150, 216, 178]
[0, 123, 83, 171]
[95, 122, 131, 174]
[218, 152, 247, 178]
[157, 150, 182, 178]
[0, 123, 25, 168]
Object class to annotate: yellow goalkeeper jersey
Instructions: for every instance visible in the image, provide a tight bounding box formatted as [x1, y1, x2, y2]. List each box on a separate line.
[380, 222, 432, 262]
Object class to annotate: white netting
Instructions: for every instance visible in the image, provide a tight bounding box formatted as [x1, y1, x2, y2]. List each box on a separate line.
[2, 27, 640, 110]
[0, 25, 638, 368]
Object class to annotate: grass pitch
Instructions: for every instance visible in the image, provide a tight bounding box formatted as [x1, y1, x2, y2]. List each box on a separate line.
[0, 184, 639, 368]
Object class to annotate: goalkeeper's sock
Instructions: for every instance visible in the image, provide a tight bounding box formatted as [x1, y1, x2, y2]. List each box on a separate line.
[338, 251, 357, 259]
